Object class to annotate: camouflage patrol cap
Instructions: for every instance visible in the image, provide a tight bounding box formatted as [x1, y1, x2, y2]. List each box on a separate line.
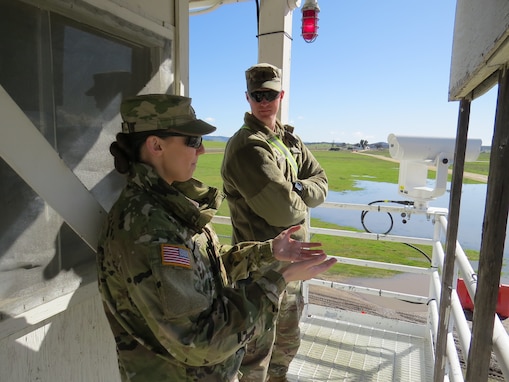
[245, 63, 282, 93]
[120, 94, 216, 135]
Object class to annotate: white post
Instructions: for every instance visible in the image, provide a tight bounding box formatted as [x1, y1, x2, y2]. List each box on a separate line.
[257, 0, 300, 124]
[175, 0, 190, 96]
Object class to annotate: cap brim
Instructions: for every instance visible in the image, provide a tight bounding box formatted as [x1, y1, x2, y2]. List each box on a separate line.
[162, 119, 217, 136]
[249, 81, 282, 93]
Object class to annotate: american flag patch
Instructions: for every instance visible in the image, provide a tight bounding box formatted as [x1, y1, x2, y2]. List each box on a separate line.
[161, 244, 191, 269]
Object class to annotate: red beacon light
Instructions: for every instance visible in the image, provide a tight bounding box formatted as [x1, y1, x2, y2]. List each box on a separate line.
[301, 0, 320, 43]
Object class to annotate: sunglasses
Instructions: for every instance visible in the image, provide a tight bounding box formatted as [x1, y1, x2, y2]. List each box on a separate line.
[249, 90, 281, 103]
[159, 132, 203, 149]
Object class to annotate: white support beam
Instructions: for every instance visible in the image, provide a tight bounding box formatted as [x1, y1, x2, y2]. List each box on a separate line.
[176, 0, 190, 96]
[189, 0, 252, 14]
[0, 86, 106, 251]
[257, 0, 297, 124]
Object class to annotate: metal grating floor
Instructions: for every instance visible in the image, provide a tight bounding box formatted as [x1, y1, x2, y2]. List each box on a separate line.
[288, 311, 434, 382]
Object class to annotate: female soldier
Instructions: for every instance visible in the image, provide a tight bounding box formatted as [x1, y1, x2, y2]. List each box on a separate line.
[96, 94, 336, 381]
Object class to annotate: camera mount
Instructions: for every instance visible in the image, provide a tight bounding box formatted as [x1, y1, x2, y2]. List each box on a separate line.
[387, 134, 482, 210]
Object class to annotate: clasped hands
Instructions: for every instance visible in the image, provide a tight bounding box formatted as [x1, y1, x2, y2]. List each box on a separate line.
[272, 225, 337, 282]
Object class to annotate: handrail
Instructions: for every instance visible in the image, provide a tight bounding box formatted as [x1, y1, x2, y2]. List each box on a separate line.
[437, 216, 509, 379]
[331, 255, 434, 274]
[306, 277, 430, 304]
[211, 200, 509, 382]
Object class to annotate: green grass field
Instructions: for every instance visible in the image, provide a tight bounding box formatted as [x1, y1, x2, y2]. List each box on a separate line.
[199, 142, 485, 278]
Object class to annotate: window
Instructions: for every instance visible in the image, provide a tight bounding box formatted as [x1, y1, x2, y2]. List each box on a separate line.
[0, 0, 158, 316]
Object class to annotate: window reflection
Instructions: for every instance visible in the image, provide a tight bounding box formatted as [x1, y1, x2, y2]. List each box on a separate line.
[0, 1, 152, 315]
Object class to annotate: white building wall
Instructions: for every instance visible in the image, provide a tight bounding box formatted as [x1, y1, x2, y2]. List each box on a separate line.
[0, 0, 182, 379]
[0, 283, 120, 382]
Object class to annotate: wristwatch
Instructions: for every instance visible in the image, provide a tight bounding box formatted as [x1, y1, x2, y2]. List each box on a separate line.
[293, 181, 304, 196]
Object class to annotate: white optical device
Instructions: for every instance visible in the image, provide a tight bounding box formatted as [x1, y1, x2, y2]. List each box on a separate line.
[387, 134, 482, 209]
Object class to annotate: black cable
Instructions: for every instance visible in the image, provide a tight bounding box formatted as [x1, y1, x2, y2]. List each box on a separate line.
[257, 31, 293, 40]
[360, 200, 412, 235]
[360, 199, 432, 265]
[254, 1, 292, 40]
[255, 0, 260, 37]
[361, 207, 393, 235]
[403, 243, 432, 264]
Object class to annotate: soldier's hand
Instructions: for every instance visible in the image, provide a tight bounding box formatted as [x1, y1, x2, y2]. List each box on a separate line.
[272, 225, 325, 262]
[280, 255, 337, 282]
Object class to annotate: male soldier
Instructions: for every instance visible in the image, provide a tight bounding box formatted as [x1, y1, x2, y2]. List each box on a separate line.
[221, 64, 328, 381]
[97, 94, 336, 381]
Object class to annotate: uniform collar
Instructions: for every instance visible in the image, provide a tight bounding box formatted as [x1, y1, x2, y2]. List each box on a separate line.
[244, 112, 297, 144]
[129, 163, 224, 231]
[244, 112, 285, 137]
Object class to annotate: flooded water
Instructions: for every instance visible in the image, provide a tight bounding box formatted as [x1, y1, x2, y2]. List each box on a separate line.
[312, 180, 509, 283]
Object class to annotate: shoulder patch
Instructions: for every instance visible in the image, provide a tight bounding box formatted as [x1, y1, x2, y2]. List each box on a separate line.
[161, 244, 192, 269]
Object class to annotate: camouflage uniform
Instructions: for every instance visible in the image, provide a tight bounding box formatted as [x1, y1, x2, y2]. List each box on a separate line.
[97, 94, 288, 381]
[220, 111, 328, 381]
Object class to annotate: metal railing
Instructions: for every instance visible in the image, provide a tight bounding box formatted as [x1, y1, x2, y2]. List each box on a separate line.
[212, 200, 509, 381]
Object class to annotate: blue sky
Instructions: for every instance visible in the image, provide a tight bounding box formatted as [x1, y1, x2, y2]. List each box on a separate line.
[189, 1, 497, 146]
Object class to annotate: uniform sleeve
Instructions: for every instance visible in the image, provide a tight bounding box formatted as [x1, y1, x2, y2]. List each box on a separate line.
[222, 139, 308, 227]
[296, 142, 328, 208]
[120, 234, 286, 367]
[218, 240, 276, 282]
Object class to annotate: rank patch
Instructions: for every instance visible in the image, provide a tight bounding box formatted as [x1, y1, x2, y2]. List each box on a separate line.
[161, 244, 191, 269]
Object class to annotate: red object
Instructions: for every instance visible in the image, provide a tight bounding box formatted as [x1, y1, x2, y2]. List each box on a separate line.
[302, 8, 319, 43]
[457, 278, 509, 318]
